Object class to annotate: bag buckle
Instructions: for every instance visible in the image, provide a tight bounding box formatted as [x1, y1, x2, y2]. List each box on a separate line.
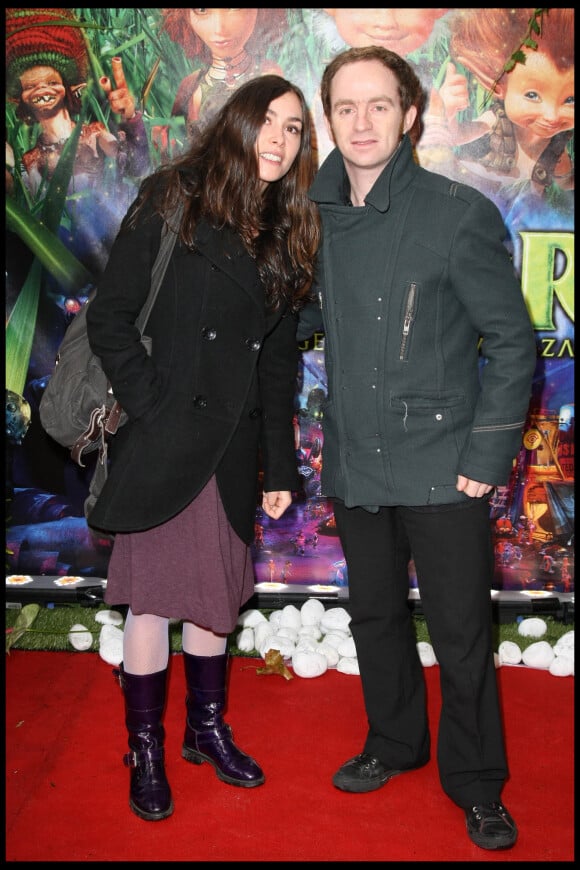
[71, 405, 108, 467]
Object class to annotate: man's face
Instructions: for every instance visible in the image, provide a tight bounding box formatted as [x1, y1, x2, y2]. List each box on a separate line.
[325, 59, 416, 176]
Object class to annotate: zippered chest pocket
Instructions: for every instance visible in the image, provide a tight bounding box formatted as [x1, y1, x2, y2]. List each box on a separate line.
[399, 282, 418, 362]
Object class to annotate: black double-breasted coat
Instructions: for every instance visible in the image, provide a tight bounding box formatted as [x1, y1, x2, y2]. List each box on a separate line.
[86, 201, 300, 542]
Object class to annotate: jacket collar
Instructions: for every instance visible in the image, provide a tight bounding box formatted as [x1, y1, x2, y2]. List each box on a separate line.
[309, 133, 417, 212]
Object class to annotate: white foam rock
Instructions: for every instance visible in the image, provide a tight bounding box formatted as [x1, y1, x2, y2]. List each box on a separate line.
[253, 621, 274, 651]
[553, 630, 574, 656]
[321, 630, 349, 649]
[498, 640, 522, 665]
[549, 655, 574, 677]
[99, 624, 124, 665]
[292, 650, 328, 678]
[68, 623, 93, 651]
[95, 609, 124, 626]
[317, 641, 340, 667]
[320, 607, 351, 633]
[300, 598, 325, 626]
[237, 609, 268, 628]
[260, 635, 295, 659]
[280, 604, 302, 630]
[517, 617, 547, 638]
[268, 610, 283, 630]
[236, 627, 255, 653]
[298, 625, 322, 641]
[337, 656, 360, 675]
[521, 640, 555, 669]
[294, 637, 319, 654]
[277, 626, 299, 642]
[337, 636, 357, 658]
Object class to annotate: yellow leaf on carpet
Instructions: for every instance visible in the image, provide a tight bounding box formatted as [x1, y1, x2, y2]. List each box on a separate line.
[256, 649, 293, 680]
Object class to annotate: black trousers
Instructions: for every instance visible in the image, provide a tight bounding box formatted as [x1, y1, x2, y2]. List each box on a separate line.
[333, 497, 508, 809]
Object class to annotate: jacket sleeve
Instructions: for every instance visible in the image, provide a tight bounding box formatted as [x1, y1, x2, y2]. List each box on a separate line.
[86, 203, 165, 423]
[258, 309, 301, 493]
[449, 193, 537, 484]
[297, 298, 324, 342]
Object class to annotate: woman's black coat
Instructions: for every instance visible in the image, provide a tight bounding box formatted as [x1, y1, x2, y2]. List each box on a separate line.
[86, 204, 301, 543]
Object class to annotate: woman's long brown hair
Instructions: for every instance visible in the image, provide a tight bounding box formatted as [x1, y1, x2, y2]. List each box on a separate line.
[128, 74, 320, 311]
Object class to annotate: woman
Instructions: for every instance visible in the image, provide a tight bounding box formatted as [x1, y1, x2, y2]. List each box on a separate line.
[86, 74, 320, 821]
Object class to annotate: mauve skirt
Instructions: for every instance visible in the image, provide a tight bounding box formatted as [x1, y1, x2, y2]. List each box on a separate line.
[104, 476, 255, 633]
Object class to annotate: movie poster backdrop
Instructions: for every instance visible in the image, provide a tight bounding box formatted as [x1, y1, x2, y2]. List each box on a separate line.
[5, 9, 574, 599]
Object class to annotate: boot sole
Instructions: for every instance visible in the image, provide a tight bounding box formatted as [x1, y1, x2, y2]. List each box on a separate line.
[182, 746, 265, 788]
[466, 829, 518, 850]
[129, 798, 174, 821]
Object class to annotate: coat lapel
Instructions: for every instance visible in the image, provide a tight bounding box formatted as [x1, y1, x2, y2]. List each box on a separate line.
[194, 220, 263, 308]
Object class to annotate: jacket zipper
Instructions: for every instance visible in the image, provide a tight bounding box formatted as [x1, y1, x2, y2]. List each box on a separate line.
[399, 283, 417, 361]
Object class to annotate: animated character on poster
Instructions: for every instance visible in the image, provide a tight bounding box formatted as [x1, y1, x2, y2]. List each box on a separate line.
[6, 8, 150, 275]
[160, 8, 287, 147]
[421, 8, 574, 217]
[5, 8, 152, 575]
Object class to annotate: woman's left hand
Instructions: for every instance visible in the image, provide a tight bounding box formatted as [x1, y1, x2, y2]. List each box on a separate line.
[262, 490, 292, 519]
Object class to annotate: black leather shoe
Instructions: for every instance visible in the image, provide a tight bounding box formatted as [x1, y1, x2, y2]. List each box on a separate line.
[332, 753, 403, 793]
[465, 802, 518, 850]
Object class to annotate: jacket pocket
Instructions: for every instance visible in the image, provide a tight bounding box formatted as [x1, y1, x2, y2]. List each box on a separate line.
[388, 390, 470, 496]
[389, 389, 466, 431]
[426, 484, 468, 505]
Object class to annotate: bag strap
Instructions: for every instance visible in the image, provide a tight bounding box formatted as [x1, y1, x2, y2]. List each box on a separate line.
[135, 202, 184, 335]
[75, 204, 186, 481]
[77, 203, 184, 456]
[101, 204, 184, 440]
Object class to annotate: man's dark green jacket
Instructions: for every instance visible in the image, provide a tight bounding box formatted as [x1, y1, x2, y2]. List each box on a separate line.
[298, 134, 537, 509]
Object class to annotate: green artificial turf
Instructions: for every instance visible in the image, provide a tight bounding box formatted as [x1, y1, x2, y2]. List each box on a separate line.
[5, 602, 574, 657]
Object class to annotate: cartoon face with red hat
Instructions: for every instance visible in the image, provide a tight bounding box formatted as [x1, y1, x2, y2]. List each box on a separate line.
[6, 8, 88, 123]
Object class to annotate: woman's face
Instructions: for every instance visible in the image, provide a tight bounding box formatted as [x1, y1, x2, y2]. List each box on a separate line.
[255, 91, 304, 190]
[188, 8, 258, 60]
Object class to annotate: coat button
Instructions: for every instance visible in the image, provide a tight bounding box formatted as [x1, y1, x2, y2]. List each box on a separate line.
[245, 338, 261, 351]
[192, 395, 208, 408]
[248, 408, 262, 419]
[201, 326, 217, 340]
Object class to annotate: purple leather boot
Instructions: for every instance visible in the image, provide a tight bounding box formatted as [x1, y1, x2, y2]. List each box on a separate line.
[116, 664, 174, 820]
[181, 652, 265, 787]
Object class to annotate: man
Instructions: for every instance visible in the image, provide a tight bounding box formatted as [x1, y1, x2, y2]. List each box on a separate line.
[298, 46, 536, 851]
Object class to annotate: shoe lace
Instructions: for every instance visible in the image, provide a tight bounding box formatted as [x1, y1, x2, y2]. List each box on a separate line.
[471, 803, 510, 824]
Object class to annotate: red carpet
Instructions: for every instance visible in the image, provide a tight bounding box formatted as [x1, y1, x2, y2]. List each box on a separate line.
[6, 651, 574, 862]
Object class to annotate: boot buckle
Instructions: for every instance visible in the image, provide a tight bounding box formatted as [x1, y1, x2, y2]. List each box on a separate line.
[123, 747, 165, 768]
[124, 751, 137, 768]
